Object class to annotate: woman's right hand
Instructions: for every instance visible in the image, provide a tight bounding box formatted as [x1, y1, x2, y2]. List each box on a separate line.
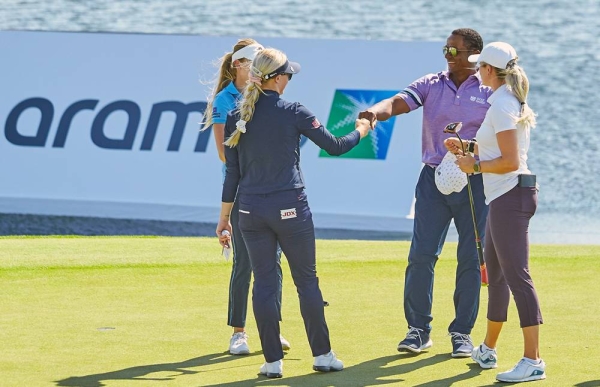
[355, 118, 372, 139]
[216, 218, 232, 248]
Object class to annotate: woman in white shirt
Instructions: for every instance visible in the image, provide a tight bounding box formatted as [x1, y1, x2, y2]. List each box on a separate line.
[446, 42, 545, 383]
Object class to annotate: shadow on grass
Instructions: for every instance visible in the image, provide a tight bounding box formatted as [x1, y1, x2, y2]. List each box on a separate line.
[54, 351, 261, 387]
[413, 363, 487, 386]
[575, 381, 600, 387]
[201, 353, 482, 387]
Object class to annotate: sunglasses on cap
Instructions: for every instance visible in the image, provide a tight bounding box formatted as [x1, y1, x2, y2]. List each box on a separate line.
[263, 59, 300, 81]
[442, 45, 471, 57]
[264, 72, 293, 81]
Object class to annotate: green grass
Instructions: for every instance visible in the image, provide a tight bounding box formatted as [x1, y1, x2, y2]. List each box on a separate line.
[1, 236, 599, 386]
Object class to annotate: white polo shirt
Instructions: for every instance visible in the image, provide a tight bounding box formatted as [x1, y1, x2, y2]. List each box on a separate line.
[477, 85, 531, 204]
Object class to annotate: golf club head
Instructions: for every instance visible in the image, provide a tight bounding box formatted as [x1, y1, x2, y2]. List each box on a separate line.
[444, 122, 463, 134]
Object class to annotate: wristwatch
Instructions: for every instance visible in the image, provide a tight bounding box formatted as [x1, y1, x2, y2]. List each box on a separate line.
[473, 161, 481, 173]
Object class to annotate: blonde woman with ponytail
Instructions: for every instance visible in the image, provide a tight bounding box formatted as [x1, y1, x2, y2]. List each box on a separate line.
[216, 48, 371, 378]
[447, 42, 545, 383]
[203, 39, 290, 356]
[223, 48, 287, 148]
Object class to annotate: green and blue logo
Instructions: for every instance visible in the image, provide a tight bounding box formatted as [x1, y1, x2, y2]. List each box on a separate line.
[320, 89, 399, 160]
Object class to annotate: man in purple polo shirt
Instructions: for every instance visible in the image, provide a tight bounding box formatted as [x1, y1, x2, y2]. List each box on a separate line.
[359, 28, 493, 358]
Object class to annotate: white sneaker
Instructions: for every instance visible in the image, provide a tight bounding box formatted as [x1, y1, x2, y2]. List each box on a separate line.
[496, 358, 546, 382]
[229, 332, 250, 355]
[280, 334, 291, 350]
[259, 359, 283, 378]
[313, 350, 344, 372]
[471, 343, 498, 369]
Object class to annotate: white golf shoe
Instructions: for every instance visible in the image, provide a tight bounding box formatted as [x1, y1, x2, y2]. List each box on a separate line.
[471, 343, 498, 369]
[313, 350, 344, 372]
[259, 359, 283, 378]
[496, 357, 546, 382]
[229, 332, 250, 355]
[280, 334, 291, 350]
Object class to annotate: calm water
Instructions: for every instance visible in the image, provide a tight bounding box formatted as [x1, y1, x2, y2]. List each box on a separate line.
[2, 0, 599, 243]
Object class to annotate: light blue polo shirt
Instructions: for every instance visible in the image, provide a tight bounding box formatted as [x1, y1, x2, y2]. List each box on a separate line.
[213, 82, 241, 179]
[212, 81, 240, 124]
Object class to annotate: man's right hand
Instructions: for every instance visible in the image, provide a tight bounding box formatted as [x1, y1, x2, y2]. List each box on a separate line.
[358, 110, 378, 129]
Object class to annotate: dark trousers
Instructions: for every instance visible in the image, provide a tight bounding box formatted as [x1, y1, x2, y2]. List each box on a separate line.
[485, 185, 543, 327]
[228, 197, 283, 328]
[238, 189, 331, 363]
[405, 166, 488, 334]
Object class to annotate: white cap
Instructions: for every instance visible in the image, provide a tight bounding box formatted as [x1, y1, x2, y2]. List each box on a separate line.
[231, 44, 263, 61]
[468, 41, 517, 69]
[434, 152, 468, 195]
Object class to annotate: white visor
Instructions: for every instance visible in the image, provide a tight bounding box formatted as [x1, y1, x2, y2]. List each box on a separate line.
[231, 44, 263, 62]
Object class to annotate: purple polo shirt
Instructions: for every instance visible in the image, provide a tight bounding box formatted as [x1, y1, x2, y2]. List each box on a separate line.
[398, 71, 493, 166]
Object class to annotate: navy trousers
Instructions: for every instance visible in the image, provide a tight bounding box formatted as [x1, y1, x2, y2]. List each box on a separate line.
[228, 197, 282, 328]
[404, 166, 488, 334]
[238, 189, 331, 363]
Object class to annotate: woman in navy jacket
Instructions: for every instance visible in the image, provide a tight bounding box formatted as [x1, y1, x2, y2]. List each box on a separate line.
[202, 38, 289, 355]
[216, 47, 371, 378]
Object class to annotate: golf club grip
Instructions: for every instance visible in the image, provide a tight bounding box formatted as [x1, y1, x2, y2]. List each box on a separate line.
[476, 241, 488, 285]
[476, 240, 484, 266]
[480, 264, 489, 286]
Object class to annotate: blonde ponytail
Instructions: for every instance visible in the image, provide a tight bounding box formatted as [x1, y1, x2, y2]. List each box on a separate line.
[491, 61, 537, 130]
[224, 48, 287, 147]
[224, 80, 262, 147]
[505, 65, 537, 130]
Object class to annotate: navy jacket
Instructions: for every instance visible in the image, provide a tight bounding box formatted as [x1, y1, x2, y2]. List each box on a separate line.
[222, 90, 360, 202]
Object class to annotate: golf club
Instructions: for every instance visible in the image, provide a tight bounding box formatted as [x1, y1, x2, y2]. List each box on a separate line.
[443, 122, 488, 286]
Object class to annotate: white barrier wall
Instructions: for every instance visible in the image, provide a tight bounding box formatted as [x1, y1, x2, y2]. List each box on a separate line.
[0, 31, 444, 232]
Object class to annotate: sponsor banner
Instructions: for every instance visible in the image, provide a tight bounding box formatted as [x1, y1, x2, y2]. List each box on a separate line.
[0, 31, 444, 232]
[321, 89, 399, 160]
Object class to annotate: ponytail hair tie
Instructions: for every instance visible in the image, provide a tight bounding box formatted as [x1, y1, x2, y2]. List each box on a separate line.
[236, 119, 247, 133]
[251, 67, 263, 77]
[247, 74, 262, 85]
